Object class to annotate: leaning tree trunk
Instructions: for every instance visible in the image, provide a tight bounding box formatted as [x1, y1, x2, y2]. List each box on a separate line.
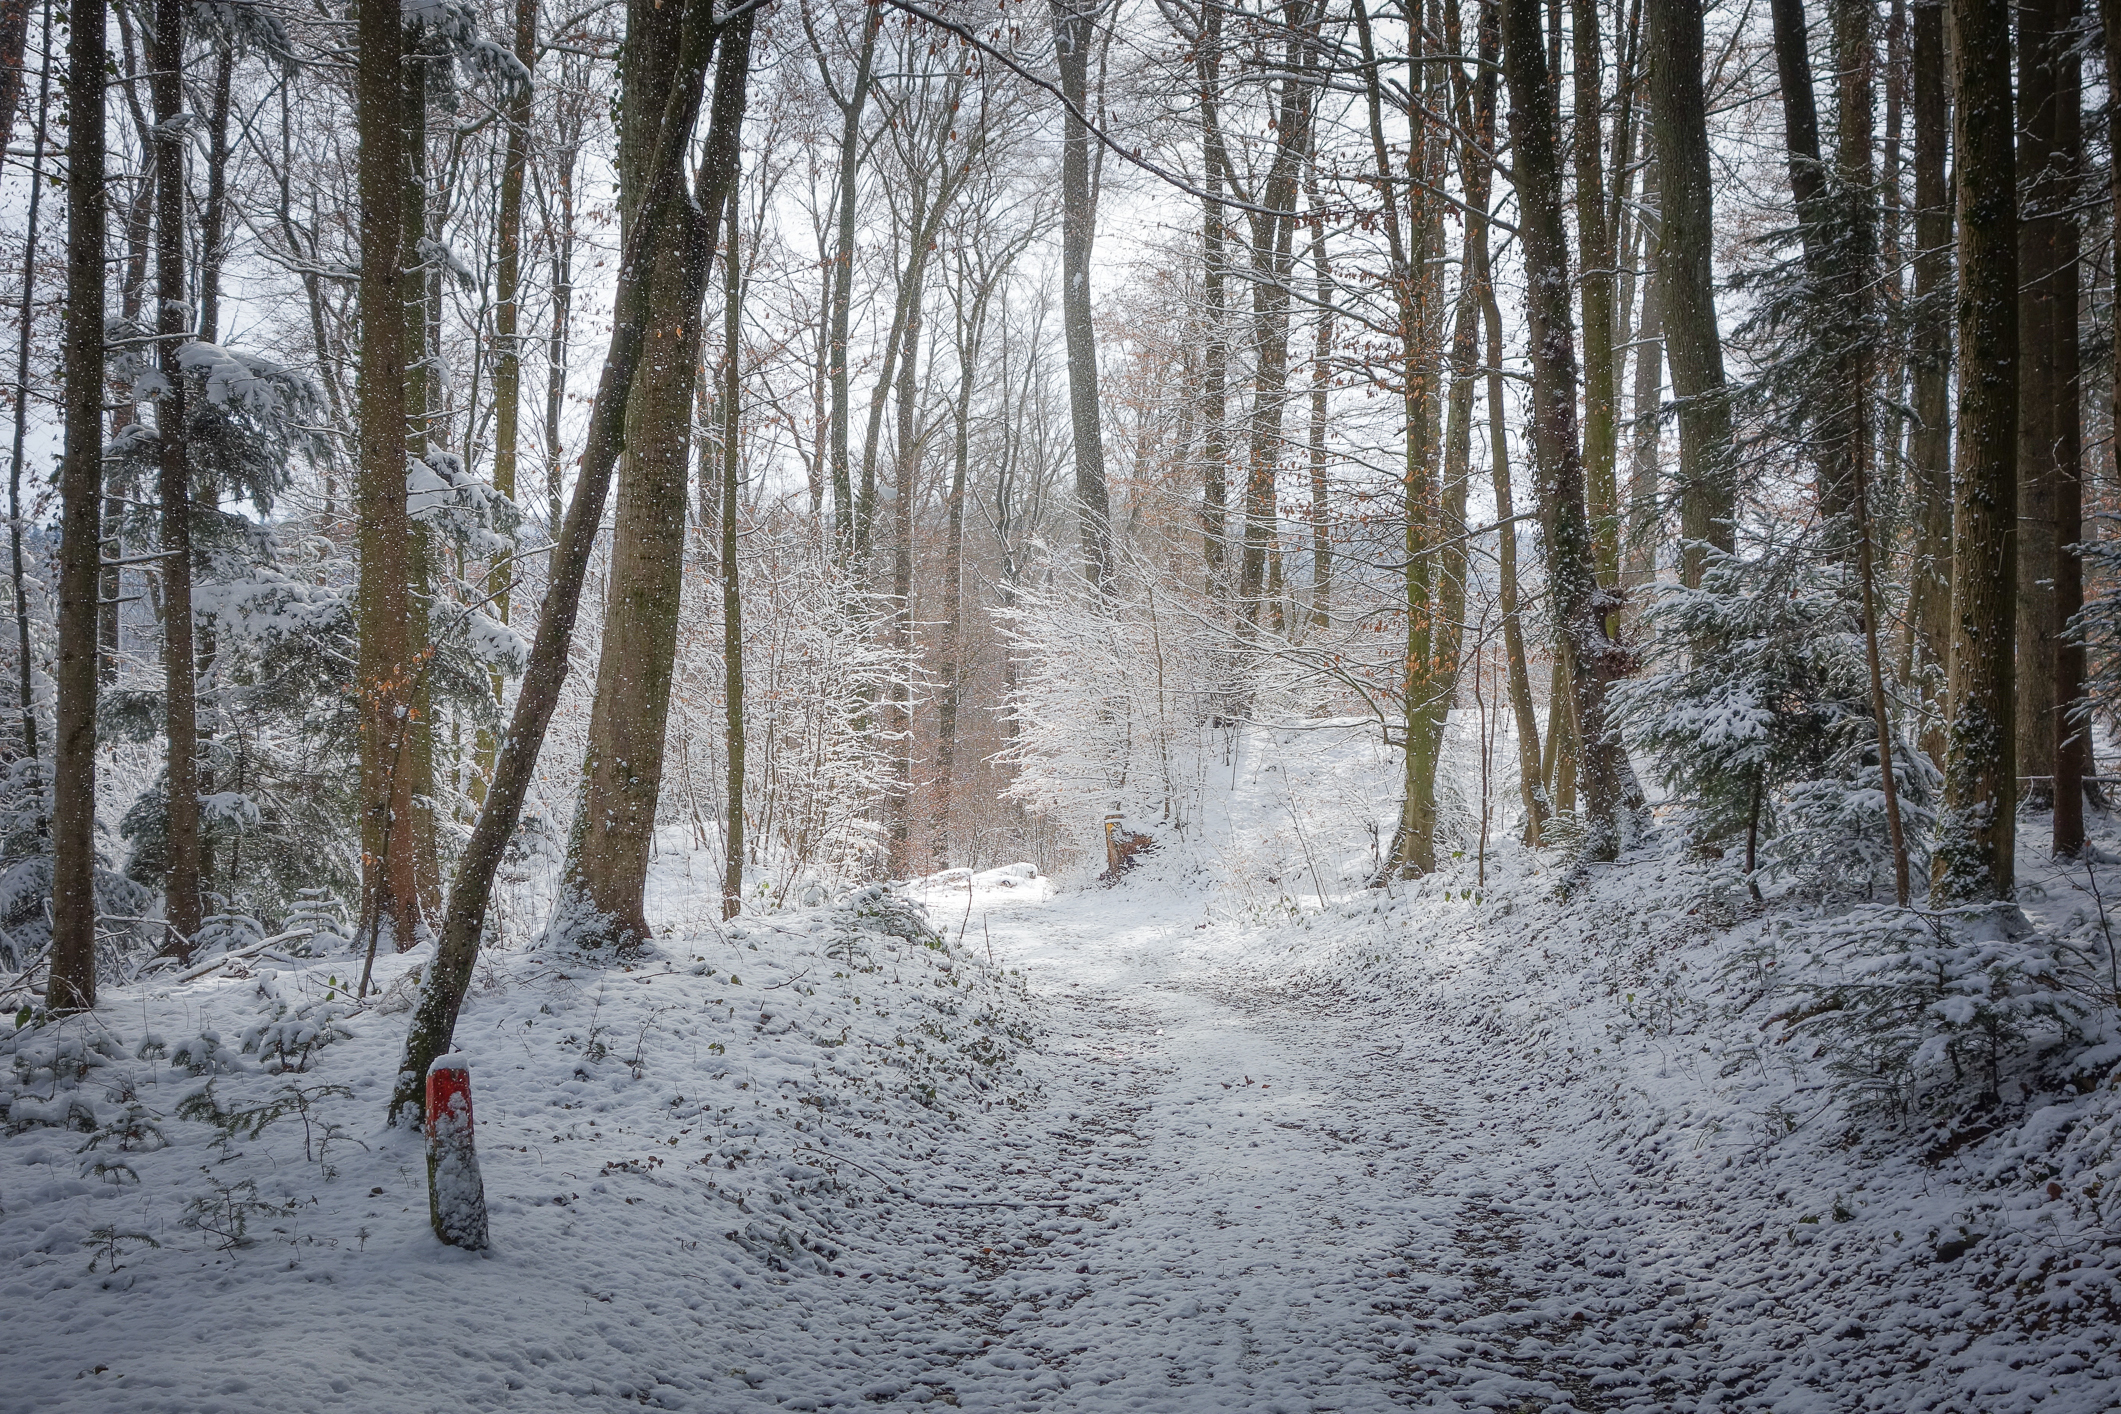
[1645, 0, 1736, 587]
[48, 0, 107, 1012]
[392, 0, 754, 1125]
[1933, 0, 2018, 904]
[558, 0, 719, 950]
[1051, 0, 1111, 591]
[1501, 0, 1624, 862]
[150, 0, 200, 953]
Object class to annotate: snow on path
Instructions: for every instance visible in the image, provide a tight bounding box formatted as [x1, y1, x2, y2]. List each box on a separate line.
[926, 882, 1602, 1413]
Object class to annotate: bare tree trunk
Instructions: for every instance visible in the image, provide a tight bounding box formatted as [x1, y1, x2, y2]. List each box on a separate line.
[719, 185, 745, 920]
[561, 0, 717, 950]
[1501, 0, 1624, 861]
[1904, 0, 1951, 763]
[1932, 0, 2017, 905]
[820, 2, 880, 552]
[1484, 275, 1548, 843]
[354, 0, 422, 963]
[1624, 164, 1663, 597]
[1305, 153, 1332, 629]
[886, 252, 922, 877]
[1052, 0, 1111, 590]
[392, 0, 753, 1124]
[1646, 0, 1736, 586]
[5, 0, 49, 764]
[1571, 0, 1619, 600]
[196, 45, 231, 344]
[0, 0, 28, 140]
[475, 0, 536, 801]
[150, 0, 199, 953]
[1197, 1, 1229, 594]
[2016, 0, 2081, 844]
[49, 0, 106, 1011]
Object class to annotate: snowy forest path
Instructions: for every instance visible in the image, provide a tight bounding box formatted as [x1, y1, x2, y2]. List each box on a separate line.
[925, 882, 1639, 1412]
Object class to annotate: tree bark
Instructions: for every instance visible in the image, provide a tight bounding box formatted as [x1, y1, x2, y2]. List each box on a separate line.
[820, 2, 880, 553]
[1197, 1, 1230, 594]
[48, 0, 105, 1011]
[1052, 0, 1111, 591]
[151, 0, 200, 953]
[1571, 0, 1618, 599]
[2016, 0, 2081, 844]
[718, 185, 745, 920]
[1645, 0, 1736, 587]
[560, 0, 719, 950]
[1624, 162, 1663, 597]
[1932, 0, 2017, 904]
[5, 0, 49, 765]
[1501, 0, 1624, 861]
[392, 0, 753, 1125]
[1904, 0, 1951, 763]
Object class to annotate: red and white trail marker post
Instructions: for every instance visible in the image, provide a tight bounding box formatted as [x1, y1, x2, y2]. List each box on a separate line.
[425, 1054, 490, 1250]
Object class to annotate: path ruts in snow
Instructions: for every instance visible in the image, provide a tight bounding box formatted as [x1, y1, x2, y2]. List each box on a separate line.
[917, 883, 1668, 1412]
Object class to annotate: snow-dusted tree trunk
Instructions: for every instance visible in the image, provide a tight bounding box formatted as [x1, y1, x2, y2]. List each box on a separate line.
[392, 0, 756, 1124]
[1903, 0, 1951, 760]
[1051, 0, 1111, 592]
[48, 0, 106, 1012]
[1933, 0, 2017, 904]
[1645, 0, 1735, 588]
[560, 0, 720, 949]
[1500, 0, 1624, 862]
[151, 0, 200, 953]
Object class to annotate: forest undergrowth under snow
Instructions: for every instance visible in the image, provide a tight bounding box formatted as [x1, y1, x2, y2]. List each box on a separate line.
[2, 725, 2117, 1412]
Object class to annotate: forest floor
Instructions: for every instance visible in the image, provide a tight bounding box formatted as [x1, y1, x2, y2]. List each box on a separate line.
[4, 837, 2120, 1411]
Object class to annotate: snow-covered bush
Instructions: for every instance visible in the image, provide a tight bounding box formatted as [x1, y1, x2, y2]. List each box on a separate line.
[1617, 543, 1934, 902]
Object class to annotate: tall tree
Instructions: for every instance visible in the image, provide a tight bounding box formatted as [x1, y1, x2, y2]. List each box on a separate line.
[393, 0, 757, 1122]
[718, 184, 746, 920]
[149, 0, 200, 954]
[1500, 0, 1624, 861]
[1933, 0, 2017, 904]
[48, 0, 106, 1011]
[2016, 0, 2084, 851]
[561, 0, 727, 949]
[1903, 0, 1951, 759]
[1645, 0, 1735, 586]
[1051, 0, 1111, 590]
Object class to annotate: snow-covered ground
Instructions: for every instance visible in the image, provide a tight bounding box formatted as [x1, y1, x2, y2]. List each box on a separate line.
[5, 808, 2121, 1409]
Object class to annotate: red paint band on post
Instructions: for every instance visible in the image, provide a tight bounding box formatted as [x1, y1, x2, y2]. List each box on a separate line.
[426, 1062, 473, 1134]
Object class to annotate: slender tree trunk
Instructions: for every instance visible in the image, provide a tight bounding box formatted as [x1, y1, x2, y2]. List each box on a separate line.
[1646, 0, 1737, 586]
[392, 0, 753, 1124]
[544, 137, 577, 544]
[561, 0, 718, 950]
[719, 185, 746, 920]
[49, 0, 106, 1011]
[1052, 0, 1110, 590]
[1624, 163, 1664, 597]
[150, 0, 199, 953]
[1197, 2, 1229, 594]
[1905, 0, 1951, 763]
[2016, 0, 2081, 842]
[1501, 0, 1623, 861]
[886, 254, 921, 877]
[823, 3, 880, 552]
[0, 0, 28, 140]
[1571, 0, 1619, 599]
[196, 45, 231, 344]
[1485, 274, 1548, 842]
[6, 0, 49, 764]
[354, 0, 421, 961]
[1305, 156, 1332, 629]
[1932, 0, 2017, 904]
[475, 0, 536, 801]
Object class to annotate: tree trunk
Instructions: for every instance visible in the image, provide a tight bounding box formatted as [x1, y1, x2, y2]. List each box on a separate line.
[196, 45, 232, 344]
[1646, 0, 1737, 587]
[1305, 154, 1332, 629]
[1052, 0, 1110, 591]
[1501, 0, 1624, 861]
[1571, 0, 1619, 600]
[1197, 2, 1229, 594]
[823, 3, 880, 552]
[5, 0, 49, 764]
[1932, 0, 2017, 904]
[560, 0, 717, 950]
[719, 185, 745, 920]
[48, 0, 105, 1011]
[392, 0, 753, 1125]
[1904, 0, 1951, 763]
[1484, 271, 1548, 843]
[0, 0, 28, 142]
[151, 0, 199, 953]
[476, 0, 535, 801]
[886, 250, 922, 878]
[1624, 163, 1664, 598]
[2016, 0, 2081, 841]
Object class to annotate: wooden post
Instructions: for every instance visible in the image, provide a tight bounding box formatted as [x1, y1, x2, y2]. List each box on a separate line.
[425, 1055, 489, 1250]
